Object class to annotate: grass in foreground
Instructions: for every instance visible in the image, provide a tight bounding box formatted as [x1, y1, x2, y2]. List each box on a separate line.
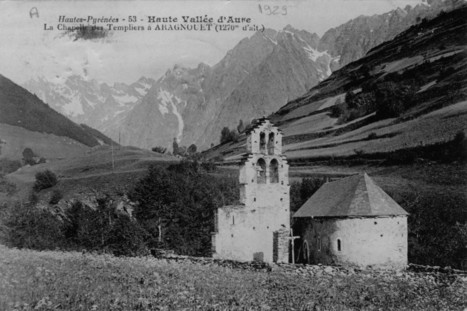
[0, 246, 465, 311]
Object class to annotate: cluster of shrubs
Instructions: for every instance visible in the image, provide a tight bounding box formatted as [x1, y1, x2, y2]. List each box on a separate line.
[4, 195, 150, 256]
[389, 190, 467, 268]
[33, 170, 58, 191]
[129, 161, 239, 256]
[152, 141, 200, 158]
[219, 119, 257, 145]
[172, 140, 198, 157]
[220, 127, 240, 144]
[3, 161, 239, 257]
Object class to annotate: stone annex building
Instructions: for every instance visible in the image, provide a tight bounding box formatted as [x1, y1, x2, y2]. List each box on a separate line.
[294, 173, 409, 269]
[212, 118, 409, 269]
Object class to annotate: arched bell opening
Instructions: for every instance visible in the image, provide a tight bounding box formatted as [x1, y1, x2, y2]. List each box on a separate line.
[268, 132, 275, 155]
[259, 132, 266, 154]
[270, 159, 279, 183]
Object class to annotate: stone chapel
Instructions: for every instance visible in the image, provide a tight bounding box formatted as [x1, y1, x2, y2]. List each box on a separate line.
[212, 118, 291, 263]
[294, 173, 409, 269]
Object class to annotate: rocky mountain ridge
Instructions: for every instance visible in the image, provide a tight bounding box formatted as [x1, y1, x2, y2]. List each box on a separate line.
[319, 0, 460, 70]
[115, 26, 335, 149]
[23, 0, 460, 150]
[23, 75, 155, 142]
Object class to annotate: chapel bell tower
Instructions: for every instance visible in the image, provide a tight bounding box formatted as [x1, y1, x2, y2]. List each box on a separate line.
[213, 118, 290, 263]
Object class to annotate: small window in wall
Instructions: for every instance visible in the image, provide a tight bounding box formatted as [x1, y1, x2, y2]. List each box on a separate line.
[232, 216, 235, 225]
[337, 239, 341, 251]
[317, 237, 322, 251]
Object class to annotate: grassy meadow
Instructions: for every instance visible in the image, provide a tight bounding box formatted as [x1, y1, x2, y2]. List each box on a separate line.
[0, 245, 465, 311]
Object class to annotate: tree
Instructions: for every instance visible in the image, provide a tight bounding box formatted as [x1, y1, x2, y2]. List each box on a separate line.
[5, 201, 65, 250]
[33, 170, 58, 191]
[128, 164, 238, 256]
[396, 190, 467, 268]
[373, 81, 415, 119]
[229, 130, 239, 143]
[330, 99, 346, 118]
[49, 189, 63, 205]
[187, 144, 197, 154]
[64, 196, 151, 256]
[244, 119, 254, 132]
[220, 127, 231, 144]
[345, 91, 355, 105]
[172, 138, 179, 155]
[22, 148, 36, 165]
[360, 64, 371, 78]
[237, 119, 245, 134]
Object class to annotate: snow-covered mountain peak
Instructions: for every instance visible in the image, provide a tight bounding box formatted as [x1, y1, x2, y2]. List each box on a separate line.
[23, 75, 155, 141]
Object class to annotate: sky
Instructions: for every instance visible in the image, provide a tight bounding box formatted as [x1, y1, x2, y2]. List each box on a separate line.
[0, 0, 424, 85]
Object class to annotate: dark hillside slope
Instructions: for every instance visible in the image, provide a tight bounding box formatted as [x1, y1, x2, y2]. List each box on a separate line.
[276, 7, 466, 120]
[273, 6, 467, 162]
[0, 74, 109, 148]
[203, 6, 467, 164]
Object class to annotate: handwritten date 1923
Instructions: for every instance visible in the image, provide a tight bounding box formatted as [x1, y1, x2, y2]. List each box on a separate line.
[258, 4, 287, 16]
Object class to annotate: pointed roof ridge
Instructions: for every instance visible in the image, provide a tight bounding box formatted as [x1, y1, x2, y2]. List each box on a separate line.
[293, 173, 408, 218]
[364, 173, 409, 216]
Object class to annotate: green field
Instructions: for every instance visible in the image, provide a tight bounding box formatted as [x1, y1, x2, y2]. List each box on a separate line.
[0, 246, 465, 311]
[3, 145, 177, 202]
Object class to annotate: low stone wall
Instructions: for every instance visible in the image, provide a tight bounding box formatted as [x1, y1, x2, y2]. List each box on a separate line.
[151, 250, 467, 276]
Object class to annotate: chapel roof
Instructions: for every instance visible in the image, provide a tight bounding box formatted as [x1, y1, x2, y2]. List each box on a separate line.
[293, 173, 408, 218]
